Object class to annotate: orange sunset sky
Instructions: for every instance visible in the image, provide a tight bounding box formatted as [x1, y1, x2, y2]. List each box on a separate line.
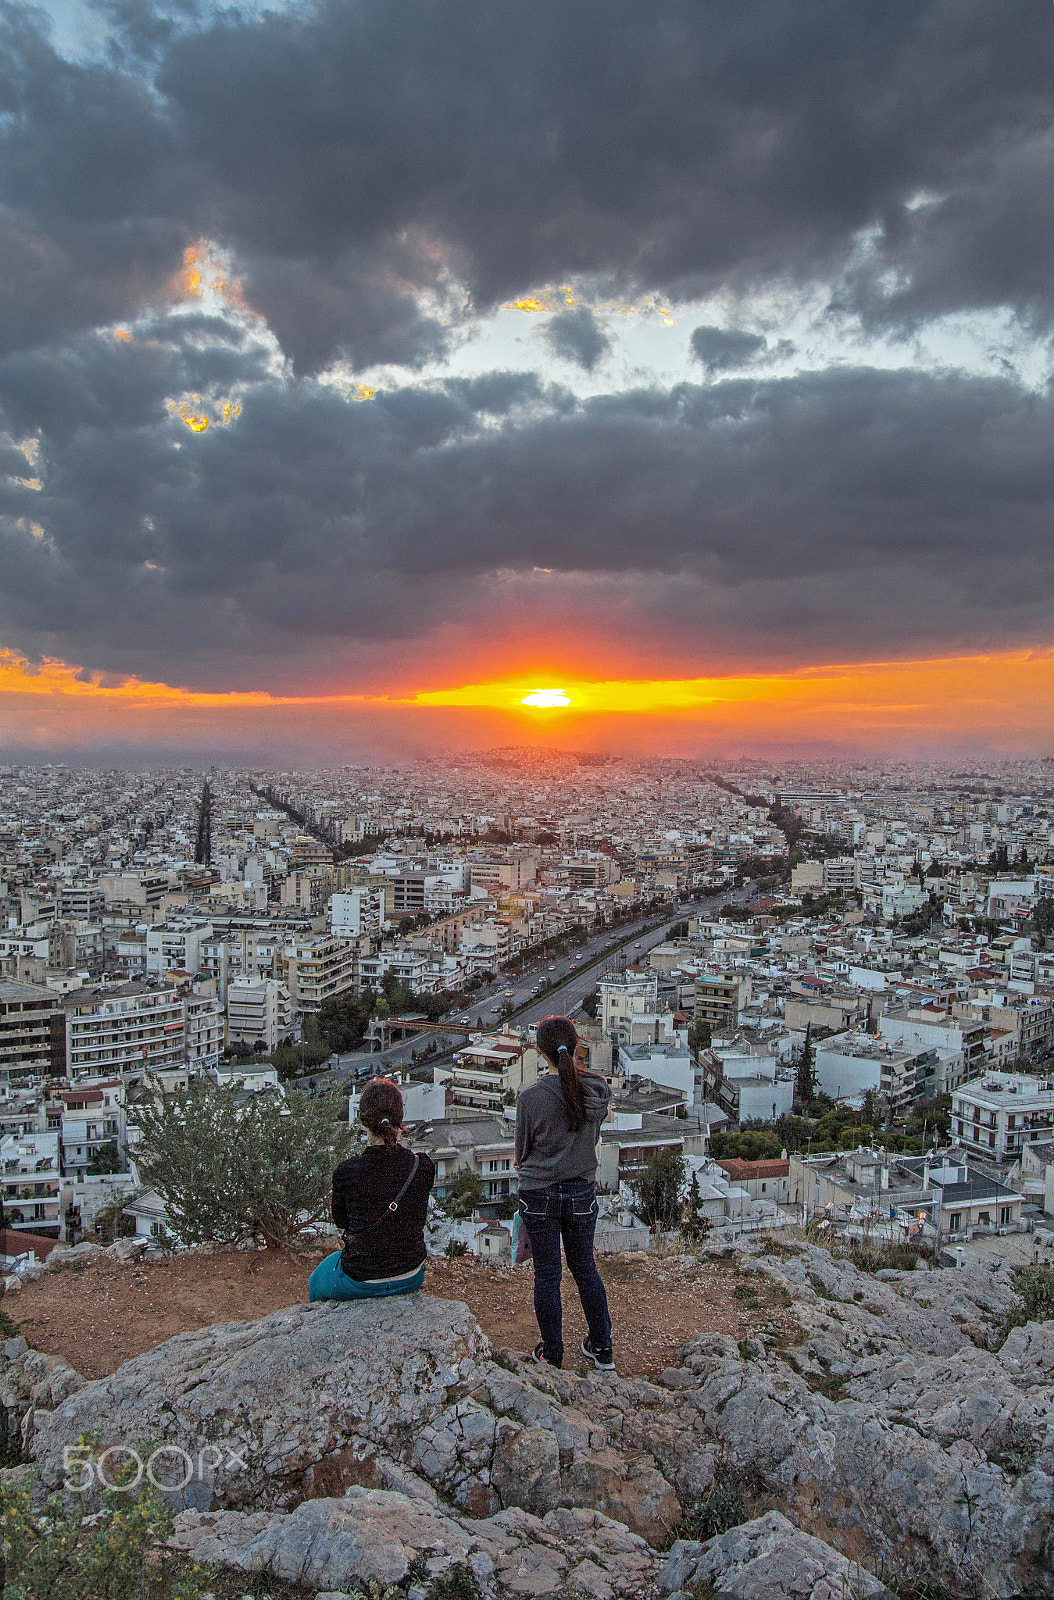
[1, 648, 1051, 760]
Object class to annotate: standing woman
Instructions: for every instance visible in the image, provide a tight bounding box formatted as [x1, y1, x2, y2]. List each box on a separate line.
[515, 1015, 614, 1369]
[310, 1077, 435, 1302]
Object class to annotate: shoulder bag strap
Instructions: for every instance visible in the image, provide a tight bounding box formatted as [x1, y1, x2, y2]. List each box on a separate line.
[347, 1151, 421, 1239]
[386, 1151, 420, 1214]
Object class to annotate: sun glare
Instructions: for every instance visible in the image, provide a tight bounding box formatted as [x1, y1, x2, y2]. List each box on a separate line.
[520, 688, 572, 708]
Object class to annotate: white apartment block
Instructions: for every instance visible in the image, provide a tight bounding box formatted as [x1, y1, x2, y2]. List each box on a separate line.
[146, 920, 213, 977]
[330, 889, 381, 938]
[59, 1100, 124, 1175]
[952, 1071, 1054, 1161]
[183, 990, 223, 1071]
[879, 1009, 989, 1095]
[458, 920, 510, 967]
[226, 977, 295, 1052]
[449, 1032, 542, 1118]
[600, 969, 660, 1041]
[356, 948, 431, 991]
[1, 1130, 61, 1232]
[814, 1032, 931, 1113]
[64, 985, 186, 1080]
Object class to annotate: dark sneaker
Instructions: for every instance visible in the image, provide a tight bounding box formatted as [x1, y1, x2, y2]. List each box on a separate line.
[532, 1341, 562, 1368]
[581, 1337, 615, 1371]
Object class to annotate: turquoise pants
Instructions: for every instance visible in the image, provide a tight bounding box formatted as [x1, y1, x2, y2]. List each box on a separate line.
[309, 1250, 425, 1303]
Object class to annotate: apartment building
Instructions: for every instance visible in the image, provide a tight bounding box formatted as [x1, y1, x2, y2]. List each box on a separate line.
[458, 920, 511, 968]
[952, 1071, 1054, 1160]
[57, 885, 106, 922]
[879, 1007, 989, 1095]
[330, 889, 382, 938]
[790, 857, 860, 894]
[788, 1147, 1022, 1239]
[814, 1032, 933, 1114]
[99, 873, 169, 910]
[58, 1091, 125, 1175]
[280, 869, 334, 913]
[183, 988, 223, 1071]
[563, 853, 621, 890]
[64, 983, 187, 1080]
[709, 1047, 795, 1124]
[693, 972, 752, 1035]
[412, 1114, 517, 1203]
[226, 977, 295, 1052]
[468, 850, 539, 894]
[281, 935, 356, 1013]
[145, 919, 213, 977]
[1, 1130, 61, 1233]
[448, 1031, 542, 1118]
[0, 980, 65, 1088]
[600, 969, 660, 1041]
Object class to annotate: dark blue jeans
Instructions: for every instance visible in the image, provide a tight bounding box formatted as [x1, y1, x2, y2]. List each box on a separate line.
[518, 1177, 612, 1365]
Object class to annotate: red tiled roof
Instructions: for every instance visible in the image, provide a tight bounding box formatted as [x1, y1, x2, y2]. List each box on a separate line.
[0, 1227, 59, 1257]
[716, 1158, 789, 1180]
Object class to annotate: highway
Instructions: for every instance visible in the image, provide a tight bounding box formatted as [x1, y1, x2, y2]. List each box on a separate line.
[308, 885, 750, 1086]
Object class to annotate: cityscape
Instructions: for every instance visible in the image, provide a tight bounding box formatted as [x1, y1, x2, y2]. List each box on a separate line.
[1, 752, 1053, 1259]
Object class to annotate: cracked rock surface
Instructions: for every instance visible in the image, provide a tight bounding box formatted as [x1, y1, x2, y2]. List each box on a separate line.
[18, 1239, 1054, 1597]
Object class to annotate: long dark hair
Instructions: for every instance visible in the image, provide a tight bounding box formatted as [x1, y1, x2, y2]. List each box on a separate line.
[359, 1078, 404, 1151]
[536, 1015, 586, 1133]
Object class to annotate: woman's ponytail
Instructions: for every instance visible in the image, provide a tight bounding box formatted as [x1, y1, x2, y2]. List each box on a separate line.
[537, 1016, 587, 1132]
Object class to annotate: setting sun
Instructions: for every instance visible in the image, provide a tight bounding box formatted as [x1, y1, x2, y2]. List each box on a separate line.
[519, 689, 572, 708]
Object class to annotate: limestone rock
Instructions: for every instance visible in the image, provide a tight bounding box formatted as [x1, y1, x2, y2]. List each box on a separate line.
[662, 1511, 894, 1600]
[30, 1294, 679, 1540]
[169, 1488, 667, 1598]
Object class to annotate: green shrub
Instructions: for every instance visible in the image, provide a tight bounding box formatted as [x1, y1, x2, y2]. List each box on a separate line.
[1012, 1263, 1054, 1322]
[430, 1562, 483, 1600]
[680, 1479, 749, 1543]
[1000, 1263, 1054, 1343]
[444, 1239, 468, 1258]
[842, 1239, 925, 1275]
[0, 1469, 208, 1600]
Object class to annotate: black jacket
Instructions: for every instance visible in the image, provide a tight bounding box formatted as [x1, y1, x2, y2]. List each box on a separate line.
[331, 1144, 435, 1281]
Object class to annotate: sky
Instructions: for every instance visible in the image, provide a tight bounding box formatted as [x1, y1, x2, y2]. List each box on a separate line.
[2, 0, 1054, 762]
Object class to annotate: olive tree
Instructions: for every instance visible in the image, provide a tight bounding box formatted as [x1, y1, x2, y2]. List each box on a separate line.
[129, 1078, 352, 1249]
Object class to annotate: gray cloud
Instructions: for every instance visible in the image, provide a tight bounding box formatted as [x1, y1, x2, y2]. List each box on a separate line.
[690, 325, 767, 371]
[3, 317, 1054, 683]
[544, 308, 611, 371]
[3, 1, 1053, 369]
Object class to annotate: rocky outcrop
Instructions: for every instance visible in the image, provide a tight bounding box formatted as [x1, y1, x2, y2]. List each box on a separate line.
[19, 1239, 1054, 1596]
[30, 1294, 680, 1540]
[0, 1334, 85, 1454]
[169, 1487, 661, 1598]
[662, 1510, 894, 1600]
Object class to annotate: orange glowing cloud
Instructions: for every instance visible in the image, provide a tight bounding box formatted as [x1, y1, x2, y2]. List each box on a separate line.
[0, 647, 1051, 752]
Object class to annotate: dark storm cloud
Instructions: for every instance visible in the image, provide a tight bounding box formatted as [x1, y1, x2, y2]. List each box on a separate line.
[544, 308, 611, 372]
[3, 1, 1053, 368]
[690, 326, 767, 372]
[4, 327, 1054, 681]
[3, 0, 1054, 691]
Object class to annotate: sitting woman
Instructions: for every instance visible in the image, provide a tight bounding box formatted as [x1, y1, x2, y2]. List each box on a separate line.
[309, 1077, 435, 1303]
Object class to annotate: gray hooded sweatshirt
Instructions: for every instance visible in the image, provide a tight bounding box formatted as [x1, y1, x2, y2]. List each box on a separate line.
[514, 1071, 612, 1190]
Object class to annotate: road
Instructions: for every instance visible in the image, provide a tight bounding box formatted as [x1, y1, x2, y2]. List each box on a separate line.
[304, 886, 751, 1087]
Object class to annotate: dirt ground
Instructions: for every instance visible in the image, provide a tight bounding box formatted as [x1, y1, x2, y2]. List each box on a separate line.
[7, 1246, 794, 1381]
